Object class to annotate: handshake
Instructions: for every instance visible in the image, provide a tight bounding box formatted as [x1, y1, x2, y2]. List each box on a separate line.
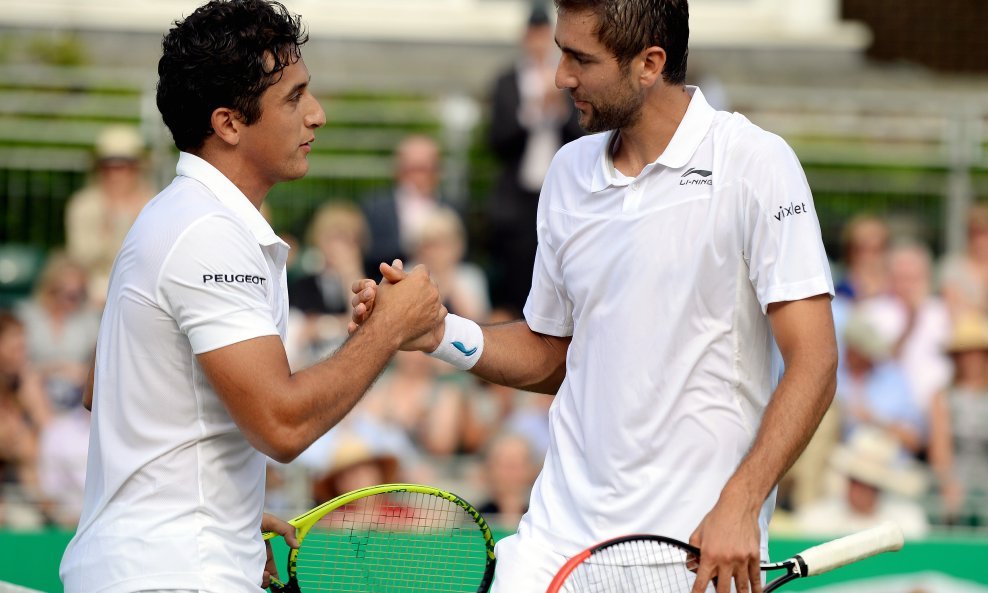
[348, 259, 447, 353]
[349, 259, 486, 371]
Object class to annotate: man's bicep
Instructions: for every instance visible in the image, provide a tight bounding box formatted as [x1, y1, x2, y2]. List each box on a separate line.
[197, 336, 293, 450]
[767, 294, 837, 365]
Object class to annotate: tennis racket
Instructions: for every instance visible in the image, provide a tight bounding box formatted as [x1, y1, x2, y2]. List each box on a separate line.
[546, 521, 904, 592]
[263, 483, 496, 593]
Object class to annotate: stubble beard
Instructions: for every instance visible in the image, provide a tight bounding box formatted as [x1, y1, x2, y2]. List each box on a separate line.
[577, 75, 646, 134]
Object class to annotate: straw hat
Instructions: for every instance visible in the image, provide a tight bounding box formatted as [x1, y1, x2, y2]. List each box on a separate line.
[829, 427, 928, 499]
[312, 435, 399, 501]
[94, 125, 144, 162]
[843, 309, 893, 362]
[945, 312, 988, 354]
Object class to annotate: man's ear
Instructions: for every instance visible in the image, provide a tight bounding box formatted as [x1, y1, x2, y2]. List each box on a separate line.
[639, 46, 667, 88]
[210, 107, 242, 147]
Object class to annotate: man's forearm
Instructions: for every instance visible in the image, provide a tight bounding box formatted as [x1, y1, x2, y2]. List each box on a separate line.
[469, 320, 570, 395]
[725, 345, 837, 507]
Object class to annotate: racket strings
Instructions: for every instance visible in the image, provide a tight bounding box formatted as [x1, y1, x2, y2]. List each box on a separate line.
[562, 540, 696, 593]
[294, 491, 489, 592]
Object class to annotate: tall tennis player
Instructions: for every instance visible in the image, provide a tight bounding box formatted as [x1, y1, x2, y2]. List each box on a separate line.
[351, 1, 838, 592]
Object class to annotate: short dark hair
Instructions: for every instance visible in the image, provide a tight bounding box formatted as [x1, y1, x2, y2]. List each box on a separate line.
[156, 0, 309, 152]
[554, 0, 689, 84]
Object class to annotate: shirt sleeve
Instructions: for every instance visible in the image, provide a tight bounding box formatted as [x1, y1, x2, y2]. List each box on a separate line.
[157, 213, 279, 354]
[741, 131, 835, 312]
[523, 162, 575, 337]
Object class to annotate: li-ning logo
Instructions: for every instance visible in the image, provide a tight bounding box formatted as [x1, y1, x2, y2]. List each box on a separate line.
[202, 274, 267, 286]
[452, 341, 478, 356]
[680, 168, 713, 186]
[774, 202, 808, 221]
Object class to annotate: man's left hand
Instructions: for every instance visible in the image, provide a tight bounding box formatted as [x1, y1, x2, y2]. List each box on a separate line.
[688, 487, 762, 593]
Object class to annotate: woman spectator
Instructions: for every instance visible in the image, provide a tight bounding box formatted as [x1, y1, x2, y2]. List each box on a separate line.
[287, 202, 369, 368]
[15, 253, 99, 413]
[475, 432, 540, 530]
[835, 214, 890, 301]
[311, 433, 400, 504]
[929, 312, 988, 526]
[410, 207, 490, 322]
[859, 242, 953, 415]
[940, 203, 988, 318]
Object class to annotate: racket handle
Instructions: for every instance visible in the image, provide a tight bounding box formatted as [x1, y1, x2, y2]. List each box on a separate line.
[798, 521, 904, 576]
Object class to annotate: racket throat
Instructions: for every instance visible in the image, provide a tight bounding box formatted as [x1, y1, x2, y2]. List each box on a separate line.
[792, 555, 809, 578]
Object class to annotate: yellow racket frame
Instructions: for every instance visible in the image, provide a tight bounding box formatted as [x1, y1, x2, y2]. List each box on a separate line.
[262, 482, 497, 592]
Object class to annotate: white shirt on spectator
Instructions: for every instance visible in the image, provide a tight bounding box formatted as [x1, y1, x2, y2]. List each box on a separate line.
[859, 295, 953, 413]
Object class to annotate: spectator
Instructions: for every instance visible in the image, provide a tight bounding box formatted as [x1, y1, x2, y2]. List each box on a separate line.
[296, 408, 429, 492]
[64, 125, 154, 306]
[835, 214, 890, 301]
[0, 312, 50, 508]
[795, 426, 930, 538]
[476, 432, 540, 530]
[485, 5, 583, 314]
[928, 312, 988, 527]
[359, 135, 457, 276]
[861, 242, 953, 414]
[836, 308, 925, 456]
[0, 312, 50, 427]
[310, 433, 399, 504]
[357, 351, 468, 458]
[940, 203, 988, 317]
[287, 202, 369, 367]
[14, 254, 99, 413]
[411, 207, 490, 322]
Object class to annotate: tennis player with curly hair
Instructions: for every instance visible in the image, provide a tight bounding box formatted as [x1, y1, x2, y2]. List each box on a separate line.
[60, 2, 445, 591]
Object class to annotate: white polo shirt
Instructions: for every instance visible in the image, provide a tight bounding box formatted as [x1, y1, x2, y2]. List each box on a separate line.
[520, 87, 833, 556]
[61, 152, 289, 593]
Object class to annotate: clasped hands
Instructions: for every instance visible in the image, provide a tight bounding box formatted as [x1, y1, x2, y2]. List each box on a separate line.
[349, 259, 447, 352]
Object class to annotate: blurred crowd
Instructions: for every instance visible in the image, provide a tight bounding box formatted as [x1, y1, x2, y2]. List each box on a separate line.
[1, 10, 987, 540]
[4, 123, 988, 539]
[772, 210, 988, 538]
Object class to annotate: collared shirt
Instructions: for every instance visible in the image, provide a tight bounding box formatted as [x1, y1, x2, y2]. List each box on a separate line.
[61, 152, 289, 593]
[520, 87, 834, 556]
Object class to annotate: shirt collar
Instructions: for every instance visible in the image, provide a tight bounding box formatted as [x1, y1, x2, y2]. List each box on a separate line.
[591, 86, 717, 193]
[175, 152, 287, 250]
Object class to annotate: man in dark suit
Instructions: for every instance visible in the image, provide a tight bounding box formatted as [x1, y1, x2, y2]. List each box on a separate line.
[486, 5, 584, 315]
[360, 134, 456, 276]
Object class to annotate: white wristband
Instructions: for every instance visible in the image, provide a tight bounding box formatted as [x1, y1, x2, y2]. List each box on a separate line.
[428, 314, 484, 370]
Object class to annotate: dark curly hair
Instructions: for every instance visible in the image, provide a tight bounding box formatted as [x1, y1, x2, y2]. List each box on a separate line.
[156, 0, 309, 152]
[554, 0, 689, 85]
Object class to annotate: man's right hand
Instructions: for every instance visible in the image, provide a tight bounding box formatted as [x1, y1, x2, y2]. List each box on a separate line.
[352, 260, 447, 352]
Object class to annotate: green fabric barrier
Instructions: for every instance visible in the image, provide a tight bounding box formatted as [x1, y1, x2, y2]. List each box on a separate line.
[2, 529, 985, 592]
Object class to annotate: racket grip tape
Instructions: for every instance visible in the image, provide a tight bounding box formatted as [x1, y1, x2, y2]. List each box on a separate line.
[797, 521, 904, 576]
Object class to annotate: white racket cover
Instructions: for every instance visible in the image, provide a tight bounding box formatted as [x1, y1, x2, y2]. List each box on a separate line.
[798, 522, 904, 576]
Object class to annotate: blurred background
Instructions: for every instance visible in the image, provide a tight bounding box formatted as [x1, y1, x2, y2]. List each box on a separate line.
[0, 0, 987, 591]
